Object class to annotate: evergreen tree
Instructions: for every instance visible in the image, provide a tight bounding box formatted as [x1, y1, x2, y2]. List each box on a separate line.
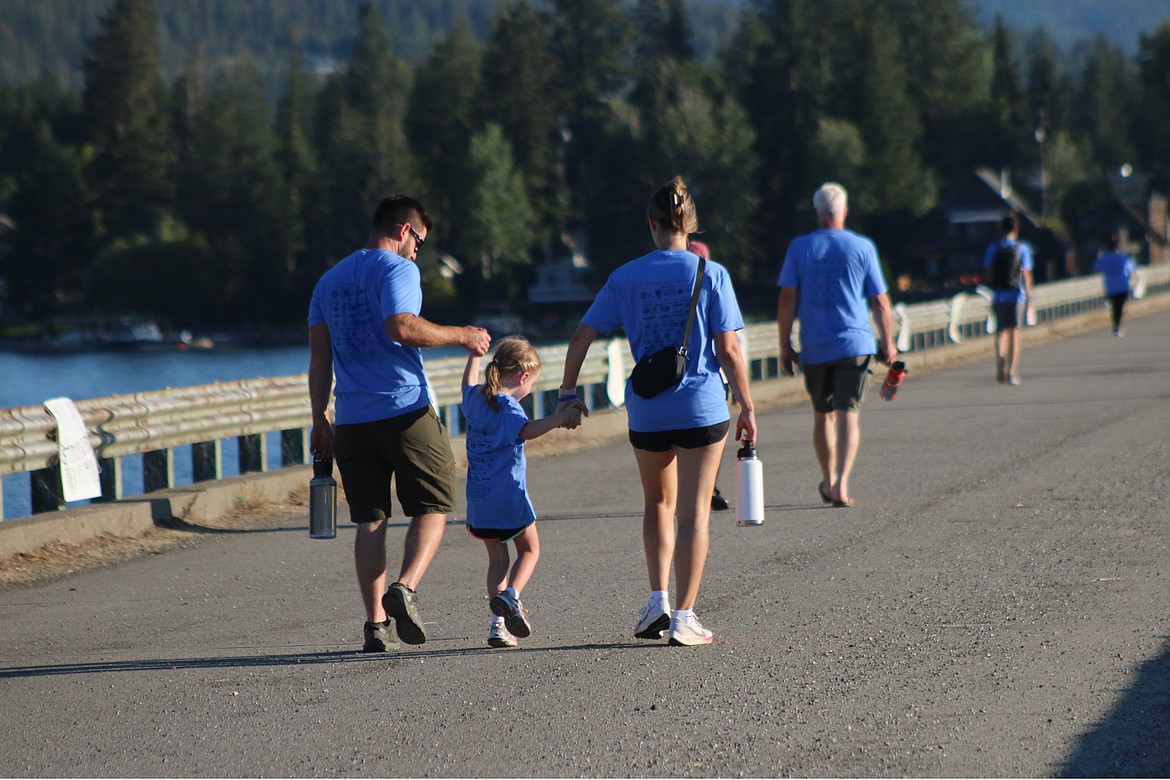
[986, 16, 1032, 172]
[406, 20, 482, 263]
[465, 124, 537, 291]
[80, 0, 173, 244]
[1026, 29, 1070, 135]
[1, 114, 97, 319]
[851, 6, 932, 215]
[175, 61, 287, 325]
[723, 0, 829, 253]
[1073, 35, 1137, 171]
[478, 1, 563, 251]
[546, 0, 629, 226]
[274, 42, 319, 311]
[891, 0, 990, 178]
[1137, 22, 1170, 171]
[308, 2, 413, 264]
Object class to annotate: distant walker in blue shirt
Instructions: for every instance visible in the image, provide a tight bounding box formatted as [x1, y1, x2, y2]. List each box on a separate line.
[982, 213, 1035, 385]
[776, 182, 898, 509]
[1092, 231, 1137, 336]
[461, 336, 582, 648]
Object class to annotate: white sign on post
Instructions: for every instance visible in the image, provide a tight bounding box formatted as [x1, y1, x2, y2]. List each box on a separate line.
[43, 397, 103, 502]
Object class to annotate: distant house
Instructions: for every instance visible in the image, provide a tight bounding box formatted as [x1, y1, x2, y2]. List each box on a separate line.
[527, 249, 594, 305]
[1071, 173, 1168, 273]
[901, 169, 1064, 293]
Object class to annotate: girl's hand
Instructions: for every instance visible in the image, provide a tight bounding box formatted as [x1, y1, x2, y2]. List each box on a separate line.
[560, 408, 583, 430]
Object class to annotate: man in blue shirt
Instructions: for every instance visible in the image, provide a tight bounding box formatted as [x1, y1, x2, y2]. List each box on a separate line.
[1092, 231, 1137, 336]
[983, 214, 1034, 384]
[308, 195, 491, 652]
[777, 183, 897, 509]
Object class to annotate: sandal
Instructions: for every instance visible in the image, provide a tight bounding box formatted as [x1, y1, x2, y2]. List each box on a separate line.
[832, 496, 855, 508]
[818, 482, 834, 505]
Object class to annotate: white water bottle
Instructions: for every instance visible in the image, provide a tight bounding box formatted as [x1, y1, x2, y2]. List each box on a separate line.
[735, 443, 764, 526]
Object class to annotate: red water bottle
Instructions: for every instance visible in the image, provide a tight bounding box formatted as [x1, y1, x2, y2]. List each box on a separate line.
[880, 361, 907, 401]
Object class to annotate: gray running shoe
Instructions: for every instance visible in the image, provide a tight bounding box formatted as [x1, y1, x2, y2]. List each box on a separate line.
[489, 591, 531, 638]
[383, 582, 427, 645]
[362, 619, 398, 652]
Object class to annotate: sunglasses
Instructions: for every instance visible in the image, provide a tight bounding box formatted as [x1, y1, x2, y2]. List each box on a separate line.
[407, 226, 425, 252]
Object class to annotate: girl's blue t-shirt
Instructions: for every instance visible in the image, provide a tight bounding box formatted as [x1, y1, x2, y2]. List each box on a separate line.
[307, 249, 430, 424]
[582, 249, 744, 433]
[462, 385, 536, 530]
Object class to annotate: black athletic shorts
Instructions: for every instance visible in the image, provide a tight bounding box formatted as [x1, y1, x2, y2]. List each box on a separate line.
[628, 420, 730, 452]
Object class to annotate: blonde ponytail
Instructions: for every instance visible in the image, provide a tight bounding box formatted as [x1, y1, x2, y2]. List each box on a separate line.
[479, 335, 542, 411]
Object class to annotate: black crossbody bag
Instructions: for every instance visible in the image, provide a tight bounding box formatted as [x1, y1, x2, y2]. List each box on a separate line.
[629, 257, 706, 399]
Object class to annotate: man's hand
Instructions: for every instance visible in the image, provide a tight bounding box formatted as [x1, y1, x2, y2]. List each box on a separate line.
[310, 421, 335, 460]
[780, 345, 800, 377]
[463, 326, 491, 356]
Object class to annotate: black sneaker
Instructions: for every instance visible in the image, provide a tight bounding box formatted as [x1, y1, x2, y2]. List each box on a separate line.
[362, 619, 398, 652]
[711, 487, 730, 511]
[383, 582, 427, 645]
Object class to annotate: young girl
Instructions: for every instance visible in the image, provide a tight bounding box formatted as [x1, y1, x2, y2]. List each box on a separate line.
[461, 336, 582, 648]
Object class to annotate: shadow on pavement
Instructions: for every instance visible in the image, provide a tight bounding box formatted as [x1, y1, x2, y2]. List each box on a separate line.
[0, 641, 654, 680]
[1057, 636, 1170, 777]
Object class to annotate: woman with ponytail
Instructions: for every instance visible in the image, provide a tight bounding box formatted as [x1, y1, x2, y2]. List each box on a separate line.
[558, 177, 757, 647]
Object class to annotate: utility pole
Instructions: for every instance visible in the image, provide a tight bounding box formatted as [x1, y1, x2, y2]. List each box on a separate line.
[1035, 108, 1048, 226]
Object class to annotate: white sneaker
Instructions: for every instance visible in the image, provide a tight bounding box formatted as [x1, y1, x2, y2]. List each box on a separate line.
[634, 599, 671, 639]
[668, 613, 713, 646]
[487, 617, 517, 648]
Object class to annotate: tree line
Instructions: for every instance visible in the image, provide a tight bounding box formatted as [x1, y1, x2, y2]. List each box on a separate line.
[1, 0, 1169, 335]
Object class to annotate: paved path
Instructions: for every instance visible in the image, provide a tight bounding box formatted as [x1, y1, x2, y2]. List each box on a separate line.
[1, 309, 1168, 777]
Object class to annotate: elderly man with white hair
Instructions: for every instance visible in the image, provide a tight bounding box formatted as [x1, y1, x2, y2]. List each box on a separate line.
[776, 182, 897, 508]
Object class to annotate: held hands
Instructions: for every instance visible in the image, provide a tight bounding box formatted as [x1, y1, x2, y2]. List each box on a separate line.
[877, 340, 899, 366]
[557, 407, 584, 430]
[464, 326, 492, 356]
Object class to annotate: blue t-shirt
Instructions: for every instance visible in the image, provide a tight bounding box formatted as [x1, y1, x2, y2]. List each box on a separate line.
[1093, 251, 1136, 297]
[462, 385, 536, 530]
[582, 249, 744, 433]
[776, 229, 888, 365]
[307, 248, 431, 425]
[982, 239, 1035, 305]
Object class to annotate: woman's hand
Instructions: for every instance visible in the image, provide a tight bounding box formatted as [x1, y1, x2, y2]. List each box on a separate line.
[735, 407, 757, 448]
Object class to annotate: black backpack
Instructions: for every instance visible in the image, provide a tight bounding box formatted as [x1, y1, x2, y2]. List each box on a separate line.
[989, 243, 1021, 290]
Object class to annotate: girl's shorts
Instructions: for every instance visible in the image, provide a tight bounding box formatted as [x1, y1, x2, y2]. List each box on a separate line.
[466, 521, 534, 543]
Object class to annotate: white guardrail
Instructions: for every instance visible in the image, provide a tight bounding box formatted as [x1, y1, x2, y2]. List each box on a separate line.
[2, 266, 1168, 520]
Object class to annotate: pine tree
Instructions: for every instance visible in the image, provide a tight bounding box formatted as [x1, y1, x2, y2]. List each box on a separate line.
[308, 2, 413, 263]
[80, 0, 172, 244]
[406, 20, 482, 260]
[479, 1, 564, 249]
[987, 16, 1032, 172]
[546, 0, 629, 225]
[1074, 35, 1137, 171]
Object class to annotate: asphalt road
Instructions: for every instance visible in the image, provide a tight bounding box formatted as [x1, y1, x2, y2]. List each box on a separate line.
[1, 308, 1168, 778]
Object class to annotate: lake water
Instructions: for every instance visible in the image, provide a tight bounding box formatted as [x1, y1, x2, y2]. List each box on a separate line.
[0, 343, 464, 519]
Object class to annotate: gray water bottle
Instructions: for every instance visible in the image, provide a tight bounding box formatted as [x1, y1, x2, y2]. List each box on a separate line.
[309, 457, 337, 539]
